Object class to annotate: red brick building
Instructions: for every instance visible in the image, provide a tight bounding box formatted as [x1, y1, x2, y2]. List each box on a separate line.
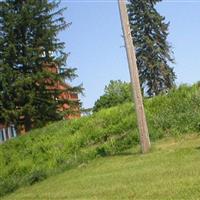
[43, 63, 80, 119]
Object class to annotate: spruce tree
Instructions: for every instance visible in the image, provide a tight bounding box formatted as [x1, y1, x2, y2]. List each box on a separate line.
[0, 0, 81, 132]
[127, 0, 176, 96]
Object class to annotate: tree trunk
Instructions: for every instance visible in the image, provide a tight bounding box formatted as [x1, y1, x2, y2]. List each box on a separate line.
[24, 114, 31, 132]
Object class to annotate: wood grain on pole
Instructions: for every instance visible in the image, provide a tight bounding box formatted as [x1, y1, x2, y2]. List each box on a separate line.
[118, 0, 151, 153]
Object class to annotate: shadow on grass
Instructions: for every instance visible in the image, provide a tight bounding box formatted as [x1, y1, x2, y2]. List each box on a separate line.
[109, 149, 142, 157]
[195, 146, 200, 150]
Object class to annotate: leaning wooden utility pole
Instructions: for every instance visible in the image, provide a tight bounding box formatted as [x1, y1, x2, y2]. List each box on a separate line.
[118, 0, 151, 153]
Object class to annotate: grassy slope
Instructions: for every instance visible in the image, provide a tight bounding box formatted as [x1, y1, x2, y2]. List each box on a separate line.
[1, 84, 200, 197]
[3, 134, 200, 200]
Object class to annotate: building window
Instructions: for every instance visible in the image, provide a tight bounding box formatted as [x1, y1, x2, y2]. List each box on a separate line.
[0, 129, 5, 142]
[0, 129, 3, 142]
[11, 125, 17, 138]
[0, 125, 17, 143]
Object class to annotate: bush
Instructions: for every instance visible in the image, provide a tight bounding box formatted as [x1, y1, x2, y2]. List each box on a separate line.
[0, 177, 19, 196]
[0, 83, 200, 197]
[28, 170, 47, 185]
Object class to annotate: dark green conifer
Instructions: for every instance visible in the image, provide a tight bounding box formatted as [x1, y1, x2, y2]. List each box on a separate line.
[127, 0, 176, 96]
[0, 0, 81, 131]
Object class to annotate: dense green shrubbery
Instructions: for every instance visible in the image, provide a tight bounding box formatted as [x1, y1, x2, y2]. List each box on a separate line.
[0, 83, 200, 197]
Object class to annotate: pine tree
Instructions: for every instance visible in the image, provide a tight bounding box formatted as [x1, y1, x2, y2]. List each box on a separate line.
[127, 0, 176, 96]
[0, 0, 81, 132]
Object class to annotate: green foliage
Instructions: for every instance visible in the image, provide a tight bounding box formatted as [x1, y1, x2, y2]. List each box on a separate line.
[93, 80, 132, 112]
[127, 0, 176, 96]
[28, 170, 47, 185]
[0, 0, 81, 131]
[0, 83, 200, 197]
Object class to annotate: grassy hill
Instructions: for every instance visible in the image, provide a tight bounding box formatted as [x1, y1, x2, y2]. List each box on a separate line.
[2, 134, 200, 200]
[0, 83, 200, 197]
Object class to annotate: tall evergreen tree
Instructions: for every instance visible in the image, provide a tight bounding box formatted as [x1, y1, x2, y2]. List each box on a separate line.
[0, 0, 81, 132]
[127, 0, 176, 96]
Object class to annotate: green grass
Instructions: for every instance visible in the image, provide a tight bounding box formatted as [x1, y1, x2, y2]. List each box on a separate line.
[1, 83, 200, 197]
[2, 134, 200, 200]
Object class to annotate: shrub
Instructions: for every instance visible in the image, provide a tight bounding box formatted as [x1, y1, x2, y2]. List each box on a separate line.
[28, 170, 47, 185]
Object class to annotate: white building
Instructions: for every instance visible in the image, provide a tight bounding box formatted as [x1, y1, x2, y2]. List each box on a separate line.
[0, 125, 17, 143]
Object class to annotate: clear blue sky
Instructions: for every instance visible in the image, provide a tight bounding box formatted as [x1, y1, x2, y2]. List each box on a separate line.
[58, 0, 200, 108]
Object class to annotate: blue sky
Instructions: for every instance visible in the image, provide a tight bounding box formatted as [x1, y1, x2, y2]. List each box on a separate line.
[58, 0, 200, 108]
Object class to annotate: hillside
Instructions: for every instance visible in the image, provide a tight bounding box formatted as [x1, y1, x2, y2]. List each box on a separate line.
[2, 134, 200, 200]
[0, 84, 200, 197]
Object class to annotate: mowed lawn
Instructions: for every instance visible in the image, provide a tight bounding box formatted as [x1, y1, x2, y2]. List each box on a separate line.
[2, 134, 200, 200]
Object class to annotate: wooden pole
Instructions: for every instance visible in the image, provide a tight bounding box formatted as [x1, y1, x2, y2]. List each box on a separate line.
[118, 0, 151, 153]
